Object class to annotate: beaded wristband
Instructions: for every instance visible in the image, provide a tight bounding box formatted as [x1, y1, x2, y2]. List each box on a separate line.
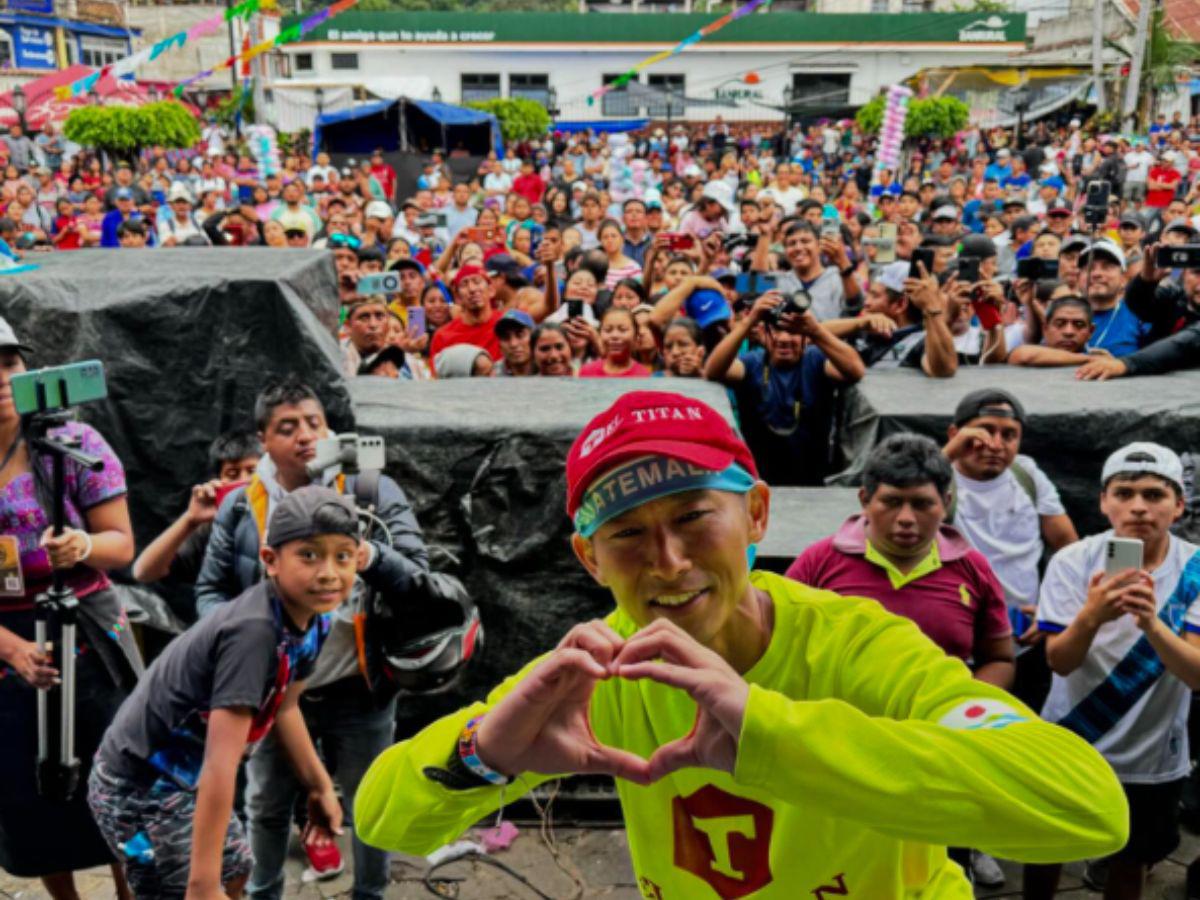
[457, 715, 513, 786]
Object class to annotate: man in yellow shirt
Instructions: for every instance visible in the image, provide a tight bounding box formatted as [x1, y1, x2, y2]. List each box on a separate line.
[356, 390, 1128, 898]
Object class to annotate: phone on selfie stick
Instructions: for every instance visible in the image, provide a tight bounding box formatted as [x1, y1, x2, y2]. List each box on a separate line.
[10, 360, 109, 801]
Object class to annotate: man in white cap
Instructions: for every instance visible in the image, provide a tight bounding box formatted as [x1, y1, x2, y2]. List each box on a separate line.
[157, 183, 207, 247]
[1029, 442, 1200, 898]
[1078, 240, 1152, 357]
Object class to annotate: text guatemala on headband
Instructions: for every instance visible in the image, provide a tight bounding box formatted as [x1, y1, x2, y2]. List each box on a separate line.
[574, 456, 757, 538]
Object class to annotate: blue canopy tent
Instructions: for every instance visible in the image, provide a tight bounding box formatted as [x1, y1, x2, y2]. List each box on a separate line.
[313, 97, 502, 160]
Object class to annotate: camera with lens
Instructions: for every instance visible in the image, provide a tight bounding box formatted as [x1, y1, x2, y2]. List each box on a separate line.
[766, 290, 812, 325]
[1083, 180, 1110, 227]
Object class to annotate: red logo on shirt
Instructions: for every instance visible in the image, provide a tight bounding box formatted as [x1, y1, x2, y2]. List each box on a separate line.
[672, 785, 774, 898]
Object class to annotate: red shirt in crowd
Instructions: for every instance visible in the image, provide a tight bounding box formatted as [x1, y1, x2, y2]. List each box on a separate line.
[371, 163, 397, 201]
[1146, 164, 1181, 208]
[577, 360, 652, 378]
[429, 308, 504, 363]
[785, 515, 1011, 663]
[512, 172, 546, 205]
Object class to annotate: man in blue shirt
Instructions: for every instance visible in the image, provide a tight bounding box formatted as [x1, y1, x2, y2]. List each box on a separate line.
[985, 148, 1014, 183]
[101, 188, 145, 248]
[1080, 240, 1152, 357]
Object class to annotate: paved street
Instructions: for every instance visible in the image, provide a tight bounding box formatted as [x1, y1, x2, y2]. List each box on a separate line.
[3, 824, 1200, 898]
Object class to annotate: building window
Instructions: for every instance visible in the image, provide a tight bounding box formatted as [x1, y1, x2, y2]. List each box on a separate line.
[461, 73, 501, 103]
[78, 35, 125, 68]
[900, 0, 931, 10]
[645, 74, 685, 118]
[509, 73, 549, 105]
[790, 72, 851, 112]
[294, 51, 313, 73]
[0, 32, 12, 69]
[601, 73, 638, 117]
[330, 51, 358, 70]
[870, 0, 890, 11]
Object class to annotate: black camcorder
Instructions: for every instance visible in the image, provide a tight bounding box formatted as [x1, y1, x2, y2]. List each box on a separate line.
[1155, 244, 1200, 270]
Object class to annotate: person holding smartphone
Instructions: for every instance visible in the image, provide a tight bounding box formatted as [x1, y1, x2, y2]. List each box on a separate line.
[1029, 443, 1200, 898]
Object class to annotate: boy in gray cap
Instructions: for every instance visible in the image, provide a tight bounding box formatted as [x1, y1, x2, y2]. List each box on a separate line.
[88, 486, 360, 900]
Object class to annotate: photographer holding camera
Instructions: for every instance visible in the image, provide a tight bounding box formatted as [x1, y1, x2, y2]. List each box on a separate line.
[703, 290, 864, 485]
[0, 322, 142, 899]
[194, 377, 430, 900]
[749, 220, 862, 321]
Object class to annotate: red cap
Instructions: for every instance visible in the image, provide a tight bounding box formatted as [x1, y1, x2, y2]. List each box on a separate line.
[565, 391, 757, 519]
[452, 264, 486, 289]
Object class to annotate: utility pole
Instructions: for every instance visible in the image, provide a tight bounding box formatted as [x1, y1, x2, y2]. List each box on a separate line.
[1091, 0, 1106, 113]
[1123, 0, 1153, 129]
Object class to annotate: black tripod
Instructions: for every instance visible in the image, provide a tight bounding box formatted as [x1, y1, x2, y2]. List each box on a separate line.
[24, 379, 105, 802]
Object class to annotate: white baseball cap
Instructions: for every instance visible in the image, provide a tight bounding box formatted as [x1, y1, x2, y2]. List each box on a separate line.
[365, 200, 393, 220]
[0, 316, 31, 354]
[700, 180, 733, 213]
[1101, 442, 1184, 493]
[1079, 239, 1126, 270]
[878, 260, 910, 294]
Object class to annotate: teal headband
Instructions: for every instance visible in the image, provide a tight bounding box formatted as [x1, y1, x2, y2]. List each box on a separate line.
[574, 456, 757, 538]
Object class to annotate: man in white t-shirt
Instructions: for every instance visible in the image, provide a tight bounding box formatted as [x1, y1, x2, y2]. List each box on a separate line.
[1123, 143, 1154, 204]
[1028, 442, 1200, 899]
[942, 389, 1077, 710]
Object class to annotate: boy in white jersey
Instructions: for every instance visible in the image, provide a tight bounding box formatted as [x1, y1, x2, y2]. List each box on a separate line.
[1031, 442, 1200, 899]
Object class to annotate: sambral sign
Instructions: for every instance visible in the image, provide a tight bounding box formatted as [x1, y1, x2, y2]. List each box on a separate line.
[958, 15, 1012, 43]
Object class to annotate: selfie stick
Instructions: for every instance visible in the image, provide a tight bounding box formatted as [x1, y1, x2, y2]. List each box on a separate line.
[26, 377, 104, 801]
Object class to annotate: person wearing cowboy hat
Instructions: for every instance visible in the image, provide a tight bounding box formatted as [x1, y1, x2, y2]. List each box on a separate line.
[157, 183, 208, 247]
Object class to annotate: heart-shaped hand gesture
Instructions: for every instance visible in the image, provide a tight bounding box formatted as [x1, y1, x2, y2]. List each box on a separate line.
[474, 621, 654, 786]
[614, 619, 750, 782]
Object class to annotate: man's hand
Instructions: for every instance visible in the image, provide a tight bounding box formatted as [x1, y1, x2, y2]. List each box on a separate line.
[819, 234, 850, 271]
[0, 636, 58, 688]
[40, 527, 89, 570]
[856, 313, 896, 337]
[614, 619, 749, 780]
[536, 241, 557, 264]
[943, 425, 999, 462]
[748, 291, 783, 324]
[1016, 605, 1042, 647]
[473, 621, 653, 785]
[673, 347, 706, 377]
[1083, 570, 1142, 629]
[904, 262, 941, 312]
[303, 786, 345, 849]
[186, 480, 223, 528]
[1116, 573, 1159, 632]
[1011, 278, 1034, 308]
[1076, 356, 1128, 381]
[779, 308, 820, 338]
[1140, 242, 1166, 283]
[563, 317, 600, 355]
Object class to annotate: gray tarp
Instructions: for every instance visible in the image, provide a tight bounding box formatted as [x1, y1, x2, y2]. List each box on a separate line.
[831, 368, 1200, 535]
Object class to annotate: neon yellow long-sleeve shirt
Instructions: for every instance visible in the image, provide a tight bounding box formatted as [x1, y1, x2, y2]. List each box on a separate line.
[356, 571, 1127, 899]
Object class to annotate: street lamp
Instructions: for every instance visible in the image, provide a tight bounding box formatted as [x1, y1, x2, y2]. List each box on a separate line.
[547, 86, 559, 120]
[314, 85, 325, 119]
[782, 84, 792, 126]
[431, 86, 442, 103]
[1012, 87, 1031, 151]
[11, 84, 25, 131]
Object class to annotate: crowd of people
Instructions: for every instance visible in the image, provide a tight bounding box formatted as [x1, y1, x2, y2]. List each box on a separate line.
[0, 103, 1198, 900]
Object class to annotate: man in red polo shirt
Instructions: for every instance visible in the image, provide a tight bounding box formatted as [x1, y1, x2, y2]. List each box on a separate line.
[430, 265, 505, 364]
[786, 431, 1016, 888]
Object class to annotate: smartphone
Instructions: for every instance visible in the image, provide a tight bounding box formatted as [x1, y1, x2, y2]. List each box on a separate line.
[662, 232, 695, 251]
[820, 222, 840, 240]
[407, 306, 426, 337]
[566, 299, 584, 320]
[910, 247, 936, 278]
[432, 212, 448, 229]
[466, 227, 498, 245]
[956, 256, 981, 283]
[1017, 257, 1060, 280]
[1156, 244, 1200, 269]
[358, 272, 401, 295]
[876, 223, 897, 264]
[1104, 536, 1144, 577]
[12, 360, 107, 416]
[213, 479, 249, 510]
[734, 272, 777, 296]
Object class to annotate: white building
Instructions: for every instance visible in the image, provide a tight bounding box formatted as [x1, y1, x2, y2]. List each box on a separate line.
[267, 10, 1027, 129]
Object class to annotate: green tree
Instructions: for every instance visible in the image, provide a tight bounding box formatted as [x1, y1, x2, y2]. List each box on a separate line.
[466, 97, 551, 141]
[63, 101, 201, 158]
[855, 94, 969, 139]
[950, 0, 1009, 12]
[1143, 9, 1200, 126]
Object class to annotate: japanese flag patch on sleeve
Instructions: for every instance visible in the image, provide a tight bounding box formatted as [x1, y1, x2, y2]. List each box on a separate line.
[938, 699, 1029, 731]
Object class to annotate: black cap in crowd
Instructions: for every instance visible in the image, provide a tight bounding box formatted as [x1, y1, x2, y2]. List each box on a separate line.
[958, 234, 997, 260]
[953, 389, 1027, 428]
[266, 485, 359, 549]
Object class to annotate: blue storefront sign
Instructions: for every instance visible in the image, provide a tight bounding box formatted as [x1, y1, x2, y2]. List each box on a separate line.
[7, 0, 53, 14]
[11, 24, 56, 68]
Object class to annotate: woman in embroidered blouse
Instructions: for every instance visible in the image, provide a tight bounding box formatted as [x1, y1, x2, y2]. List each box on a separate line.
[0, 322, 140, 899]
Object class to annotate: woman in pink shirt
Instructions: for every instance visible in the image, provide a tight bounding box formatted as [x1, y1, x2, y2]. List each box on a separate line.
[578, 307, 652, 378]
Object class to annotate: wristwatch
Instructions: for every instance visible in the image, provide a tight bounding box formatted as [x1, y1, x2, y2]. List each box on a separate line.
[839, 264, 856, 278]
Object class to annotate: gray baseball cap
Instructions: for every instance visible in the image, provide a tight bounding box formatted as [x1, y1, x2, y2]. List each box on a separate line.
[0, 316, 32, 355]
[265, 485, 359, 549]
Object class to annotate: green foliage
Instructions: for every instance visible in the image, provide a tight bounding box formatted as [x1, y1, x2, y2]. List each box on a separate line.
[213, 84, 256, 129]
[465, 97, 551, 142]
[1146, 8, 1200, 94]
[855, 94, 969, 139]
[63, 101, 201, 156]
[950, 0, 1008, 11]
[277, 129, 312, 158]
